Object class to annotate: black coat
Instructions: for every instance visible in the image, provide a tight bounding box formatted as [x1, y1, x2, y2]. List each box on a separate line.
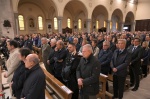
[76, 54, 101, 95]
[23, 39, 33, 50]
[111, 49, 131, 77]
[76, 43, 81, 52]
[128, 45, 144, 74]
[65, 53, 80, 99]
[53, 47, 68, 77]
[21, 64, 46, 99]
[12, 61, 28, 99]
[97, 40, 104, 50]
[110, 42, 116, 52]
[98, 49, 113, 74]
[128, 45, 143, 68]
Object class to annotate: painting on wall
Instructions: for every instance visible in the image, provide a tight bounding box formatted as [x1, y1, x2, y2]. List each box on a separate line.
[28, 17, 36, 30]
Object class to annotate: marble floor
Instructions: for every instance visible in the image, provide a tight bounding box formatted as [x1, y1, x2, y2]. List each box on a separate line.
[2, 70, 150, 99]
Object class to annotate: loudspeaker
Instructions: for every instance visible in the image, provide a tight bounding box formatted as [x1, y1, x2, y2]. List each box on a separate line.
[48, 24, 51, 29]
[3, 20, 11, 27]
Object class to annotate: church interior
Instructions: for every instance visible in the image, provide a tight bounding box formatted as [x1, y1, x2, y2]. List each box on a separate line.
[0, 0, 150, 99]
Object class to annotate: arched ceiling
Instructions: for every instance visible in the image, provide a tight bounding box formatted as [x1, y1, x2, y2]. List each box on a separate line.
[18, 0, 57, 18]
[111, 9, 123, 22]
[63, 0, 88, 20]
[125, 11, 134, 23]
[92, 5, 108, 20]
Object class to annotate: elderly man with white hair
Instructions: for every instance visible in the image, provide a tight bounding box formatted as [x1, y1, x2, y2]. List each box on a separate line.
[41, 37, 51, 73]
[76, 44, 101, 99]
[47, 38, 57, 74]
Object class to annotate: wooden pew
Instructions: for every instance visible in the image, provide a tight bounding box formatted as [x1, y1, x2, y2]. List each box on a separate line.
[97, 73, 113, 99]
[41, 67, 73, 99]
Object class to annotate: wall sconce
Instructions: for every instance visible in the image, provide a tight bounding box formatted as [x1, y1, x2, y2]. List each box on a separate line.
[3, 20, 11, 33]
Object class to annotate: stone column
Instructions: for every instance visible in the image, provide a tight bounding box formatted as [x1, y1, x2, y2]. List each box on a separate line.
[14, 13, 19, 35]
[86, 19, 91, 33]
[120, 22, 125, 32]
[131, 21, 136, 32]
[0, 0, 15, 38]
[57, 16, 63, 33]
[106, 20, 110, 32]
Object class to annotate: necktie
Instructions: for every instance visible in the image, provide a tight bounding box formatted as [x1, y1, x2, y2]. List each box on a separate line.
[132, 47, 136, 52]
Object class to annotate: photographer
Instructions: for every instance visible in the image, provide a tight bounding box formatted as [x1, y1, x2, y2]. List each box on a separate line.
[62, 43, 80, 99]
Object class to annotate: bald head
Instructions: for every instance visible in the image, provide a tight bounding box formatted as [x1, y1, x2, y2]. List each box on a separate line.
[25, 54, 40, 69]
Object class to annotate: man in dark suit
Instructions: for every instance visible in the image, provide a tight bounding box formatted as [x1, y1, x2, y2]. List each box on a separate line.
[53, 40, 68, 83]
[23, 35, 33, 50]
[63, 43, 80, 99]
[111, 39, 131, 99]
[76, 44, 101, 99]
[98, 41, 113, 91]
[47, 38, 57, 75]
[21, 54, 45, 99]
[41, 37, 51, 73]
[128, 38, 143, 91]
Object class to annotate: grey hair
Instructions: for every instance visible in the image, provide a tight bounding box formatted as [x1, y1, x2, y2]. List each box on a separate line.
[103, 41, 110, 47]
[41, 37, 48, 42]
[83, 44, 93, 54]
[118, 39, 127, 45]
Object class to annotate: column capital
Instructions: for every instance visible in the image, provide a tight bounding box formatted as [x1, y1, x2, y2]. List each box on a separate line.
[106, 20, 111, 23]
[57, 16, 63, 20]
[86, 19, 91, 22]
[14, 13, 19, 19]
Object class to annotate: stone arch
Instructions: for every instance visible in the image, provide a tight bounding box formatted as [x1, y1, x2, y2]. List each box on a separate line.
[91, 5, 109, 31]
[63, 0, 88, 32]
[111, 8, 124, 31]
[124, 11, 135, 31]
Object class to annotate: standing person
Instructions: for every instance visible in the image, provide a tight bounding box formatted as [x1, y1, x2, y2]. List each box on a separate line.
[41, 37, 51, 73]
[73, 37, 81, 52]
[111, 39, 131, 99]
[53, 40, 67, 83]
[128, 38, 143, 91]
[62, 43, 80, 99]
[23, 35, 33, 50]
[98, 41, 112, 91]
[12, 48, 31, 99]
[47, 38, 57, 74]
[76, 44, 101, 99]
[4, 40, 20, 98]
[21, 54, 45, 99]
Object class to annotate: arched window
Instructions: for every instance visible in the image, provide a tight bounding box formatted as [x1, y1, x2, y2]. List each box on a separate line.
[54, 17, 58, 30]
[67, 18, 71, 28]
[78, 19, 81, 30]
[38, 16, 43, 30]
[116, 22, 118, 30]
[110, 21, 112, 29]
[18, 15, 25, 30]
[104, 21, 106, 27]
[96, 20, 99, 29]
